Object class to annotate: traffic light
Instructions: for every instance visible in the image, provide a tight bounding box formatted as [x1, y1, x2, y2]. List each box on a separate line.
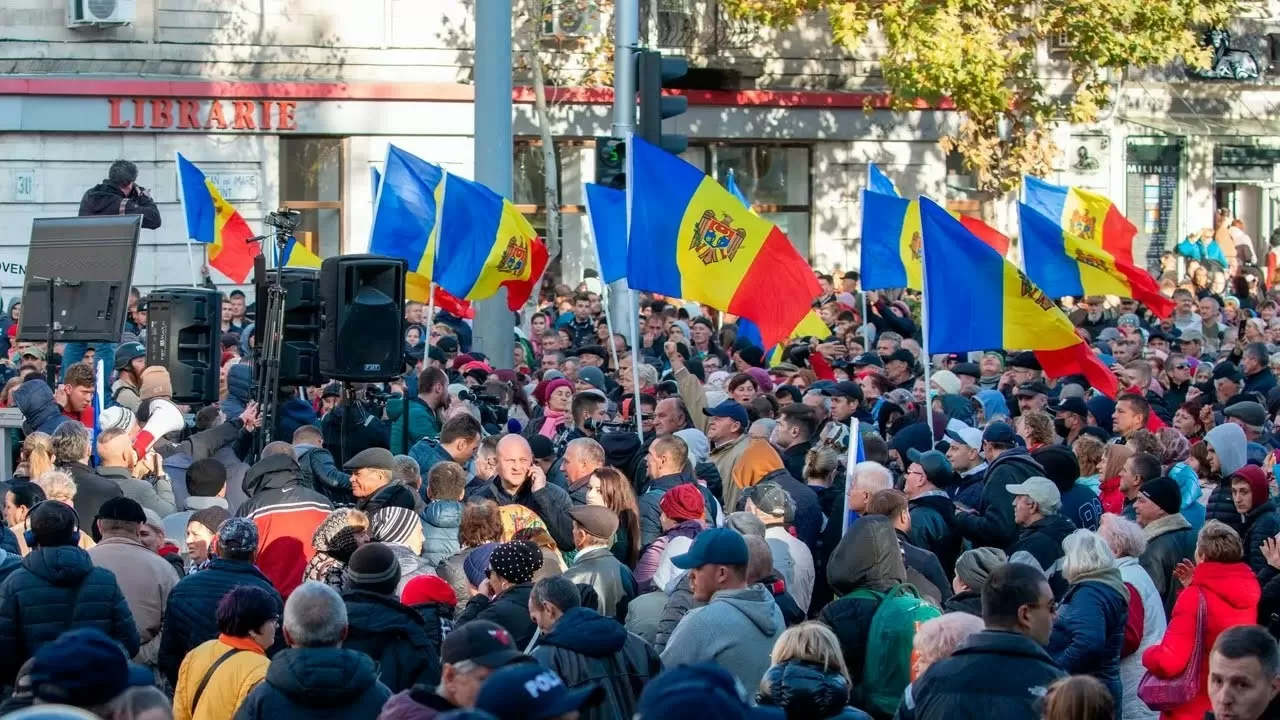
[594, 137, 626, 189]
[637, 49, 688, 154]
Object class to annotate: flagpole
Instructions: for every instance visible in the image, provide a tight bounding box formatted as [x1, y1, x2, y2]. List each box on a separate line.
[426, 282, 436, 330]
[584, 183, 622, 373]
[843, 417, 858, 536]
[920, 259, 936, 441]
[626, 134, 644, 444]
[185, 242, 199, 287]
[173, 151, 200, 288]
[860, 291, 871, 350]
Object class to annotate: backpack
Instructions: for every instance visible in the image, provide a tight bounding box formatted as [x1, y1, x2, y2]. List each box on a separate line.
[845, 583, 941, 716]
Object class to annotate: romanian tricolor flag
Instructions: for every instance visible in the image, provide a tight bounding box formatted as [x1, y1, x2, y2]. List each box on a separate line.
[1020, 203, 1175, 319]
[919, 197, 1118, 398]
[434, 172, 548, 310]
[1024, 176, 1137, 267]
[628, 136, 821, 348]
[176, 152, 260, 283]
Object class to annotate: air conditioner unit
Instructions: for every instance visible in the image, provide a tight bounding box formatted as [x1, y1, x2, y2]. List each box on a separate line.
[542, 1, 601, 37]
[68, 0, 136, 27]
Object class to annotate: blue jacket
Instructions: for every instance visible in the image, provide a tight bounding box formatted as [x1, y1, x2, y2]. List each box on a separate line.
[1176, 236, 1228, 267]
[295, 444, 354, 507]
[275, 397, 318, 445]
[1047, 579, 1127, 711]
[898, 630, 1065, 720]
[420, 500, 462, 568]
[223, 364, 254, 419]
[158, 558, 283, 686]
[0, 545, 140, 683]
[12, 379, 69, 436]
[233, 647, 391, 720]
[408, 437, 455, 483]
[385, 396, 443, 455]
[1170, 462, 1206, 533]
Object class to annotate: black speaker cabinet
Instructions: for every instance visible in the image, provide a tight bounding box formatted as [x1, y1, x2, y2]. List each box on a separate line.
[144, 288, 221, 405]
[319, 255, 406, 382]
[256, 267, 323, 388]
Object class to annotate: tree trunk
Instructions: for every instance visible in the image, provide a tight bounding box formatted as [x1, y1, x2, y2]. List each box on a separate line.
[525, 12, 561, 328]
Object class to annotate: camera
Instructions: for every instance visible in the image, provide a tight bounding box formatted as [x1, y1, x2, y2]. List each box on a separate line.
[264, 208, 302, 233]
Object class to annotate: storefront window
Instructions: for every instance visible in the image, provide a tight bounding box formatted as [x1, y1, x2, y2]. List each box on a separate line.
[279, 137, 344, 258]
[1125, 141, 1181, 272]
[709, 144, 811, 258]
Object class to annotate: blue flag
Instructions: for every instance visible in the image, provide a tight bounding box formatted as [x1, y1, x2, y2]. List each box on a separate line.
[369, 145, 445, 279]
[868, 163, 899, 197]
[584, 183, 628, 284]
[371, 166, 381, 203]
[726, 168, 751, 208]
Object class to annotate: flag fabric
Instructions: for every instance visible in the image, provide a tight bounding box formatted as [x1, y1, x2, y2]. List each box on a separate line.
[1019, 203, 1175, 319]
[860, 190, 923, 291]
[919, 197, 1118, 398]
[369, 145, 446, 280]
[843, 418, 866, 535]
[175, 152, 260, 283]
[868, 163, 899, 197]
[726, 168, 751, 207]
[628, 135, 821, 348]
[370, 166, 382, 203]
[1024, 176, 1137, 267]
[584, 183, 628, 284]
[955, 215, 1011, 258]
[434, 171, 548, 310]
[280, 236, 322, 269]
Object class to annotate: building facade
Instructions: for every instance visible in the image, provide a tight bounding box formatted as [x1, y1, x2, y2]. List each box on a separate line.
[1, 0, 1278, 297]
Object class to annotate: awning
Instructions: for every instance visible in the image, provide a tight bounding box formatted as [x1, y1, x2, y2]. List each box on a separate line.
[1121, 114, 1280, 138]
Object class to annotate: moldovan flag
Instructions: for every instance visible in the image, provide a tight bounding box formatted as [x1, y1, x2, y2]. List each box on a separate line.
[1023, 175, 1137, 266]
[369, 145, 445, 281]
[628, 135, 821, 348]
[434, 173, 548, 310]
[176, 152, 260, 283]
[280, 236, 322, 269]
[919, 197, 1118, 398]
[860, 189, 923, 291]
[1020, 203, 1175, 319]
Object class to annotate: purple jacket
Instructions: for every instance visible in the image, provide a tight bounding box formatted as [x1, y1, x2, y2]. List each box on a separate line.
[635, 520, 703, 592]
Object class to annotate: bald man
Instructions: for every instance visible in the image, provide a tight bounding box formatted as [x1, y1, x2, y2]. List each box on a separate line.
[95, 427, 177, 516]
[470, 434, 575, 550]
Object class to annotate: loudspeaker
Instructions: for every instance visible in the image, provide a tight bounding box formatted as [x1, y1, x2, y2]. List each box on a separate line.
[319, 255, 406, 382]
[255, 265, 323, 388]
[143, 288, 221, 405]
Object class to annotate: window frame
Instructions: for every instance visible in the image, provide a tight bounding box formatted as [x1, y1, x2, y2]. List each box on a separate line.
[278, 136, 348, 255]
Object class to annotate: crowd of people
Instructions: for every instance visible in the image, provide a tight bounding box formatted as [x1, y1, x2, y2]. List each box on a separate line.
[8, 172, 1280, 719]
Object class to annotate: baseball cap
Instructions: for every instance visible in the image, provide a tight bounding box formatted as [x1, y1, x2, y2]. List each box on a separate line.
[1214, 362, 1243, 382]
[216, 516, 259, 554]
[1015, 381, 1051, 397]
[883, 348, 915, 366]
[853, 352, 883, 368]
[982, 421, 1016, 446]
[21, 347, 45, 361]
[475, 664, 602, 720]
[944, 419, 983, 450]
[437, 336, 459, 353]
[703, 399, 749, 429]
[828, 380, 863, 401]
[1005, 476, 1062, 510]
[671, 527, 749, 569]
[1179, 327, 1205, 343]
[742, 481, 795, 521]
[1051, 396, 1089, 418]
[442, 620, 529, 668]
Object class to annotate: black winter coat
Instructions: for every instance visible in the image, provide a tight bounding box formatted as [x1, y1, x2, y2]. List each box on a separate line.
[1241, 501, 1280, 578]
[470, 478, 575, 551]
[0, 545, 140, 683]
[158, 558, 282, 685]
[781, 440, 814, 485]
[1140, 519, 1198, 618]
[758, 660, 872, 720]
[638, 472, 717, 549]
[898, 536, 950, 605]
[295, 445, 354, 507]
[761, 468, 823, 552]
[232, 647, 392, 720]
[1207, 483, 1244, 535]
[62, 461, 124, 529]
[531, 607, 663, 720]
[456, 582, 538, 649]
[341, 590, 441, 693]
[942, 591, 982, 617]
[1047, 580, 1127, 711]
[1008, 514, 1076, 573]
[79, 181, 162, 229]
[951, 449, 1042, 551]
[897, 630, 1065, 720]
[906, 494, 961, 578]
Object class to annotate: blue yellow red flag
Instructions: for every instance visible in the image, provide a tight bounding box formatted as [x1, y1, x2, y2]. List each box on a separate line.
[1019, 203, 1174, 319]
[628, 135, 821, 349]
[919, 197, 1118, 398]
[434, 172, 548, 310]
[860, 190, 923, 291]
[584, 183, 628, 284]
[1024, 176, 1136, 266]
[175, 152, 260, 283]
[369, 145, 445, 280]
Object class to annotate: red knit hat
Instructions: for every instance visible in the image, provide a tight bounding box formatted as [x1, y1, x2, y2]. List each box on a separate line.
[1231, 465, 1271, 509]
[400, 574, 458, 608]
[659, 484, 705, 523]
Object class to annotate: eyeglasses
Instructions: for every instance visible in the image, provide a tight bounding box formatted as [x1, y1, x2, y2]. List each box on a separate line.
[1173, 364, 1190, 371]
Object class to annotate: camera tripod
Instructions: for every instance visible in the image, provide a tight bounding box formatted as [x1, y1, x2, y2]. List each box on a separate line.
[251, 208, 301, 459]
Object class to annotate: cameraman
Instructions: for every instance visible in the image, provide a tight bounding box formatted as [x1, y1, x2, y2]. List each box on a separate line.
[79, 160, 162, 229]
[568, 390, 610, 443]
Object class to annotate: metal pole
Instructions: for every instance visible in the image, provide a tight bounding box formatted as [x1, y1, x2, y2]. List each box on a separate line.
[473, 0, 515, 368]
[608, 0, 639, 345]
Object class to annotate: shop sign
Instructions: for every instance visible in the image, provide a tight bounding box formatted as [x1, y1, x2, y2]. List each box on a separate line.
[207, 173, 260, 202]
[107, 98, 298, 131]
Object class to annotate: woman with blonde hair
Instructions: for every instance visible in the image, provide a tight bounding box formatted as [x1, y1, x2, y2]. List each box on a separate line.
[1097, 442, 1134, 514]
[1098, 514, 1163, 720]
[757, 621, 871, 720]
[14, 470, 95, 555]
[12, 432, 54, 483]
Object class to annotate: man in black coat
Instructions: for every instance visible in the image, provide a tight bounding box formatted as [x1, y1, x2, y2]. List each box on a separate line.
[236, 580, 391, 720]
[637, 436, 716, 548]
[898, 563, 1065, 719]
[530, 576, 662, 720]
[1006, 477, 1076, 574]
[78, 160, 162, 229]
[457, 540, 542, 649]
[470, 435, 575, 551]
[904, 449, 962, 578]
[339, 542, 440, 693]
[774, 404, 818, 483]
[951, 423, 1043, 552]
[51, 421, 123, 526]
[157, 517, 282, 686]
[0, 501, 139, 685]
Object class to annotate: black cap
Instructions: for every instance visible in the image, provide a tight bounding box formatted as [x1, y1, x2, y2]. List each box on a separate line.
[428, 345, 447, 364]
[96, 497, 146, 524]
[828, 381, 863, 401]
[574, 345, 607, 360]
[952, 362, 980, 379]
[1141, 476, 1183, 516]
[441, 619, 529, 668]
[1214, 362, 1243, 382]
[883, 349, 915, 366]
[853, 352, 883, 368]
[1008, 351, 1041, 370]
[321, 382, 343, 399]
[1016, 381, 1051, 397]
[437, 336, 459, 353]
[527, 434, 556, 460]
[1051, 396, 1089, 418]
[905, 448, 955, 488]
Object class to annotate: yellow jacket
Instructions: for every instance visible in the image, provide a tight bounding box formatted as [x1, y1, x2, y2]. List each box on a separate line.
[173, 635, 269, 720]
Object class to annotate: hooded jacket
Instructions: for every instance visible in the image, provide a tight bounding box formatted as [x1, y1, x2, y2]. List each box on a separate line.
[340, 589, 441, 693]
[1047, 569, 1129, 711]
[420, 500, 463, 568]
[1139, 513, 1198, 618]
[819, 516, 910, 687]
[1205, 424, 1249, 532]
[531, 607, 663, 720]
[0, 544, 141, 683]
[232, 647, 392, 720]
[907, 493, 961, 578]
[660, 582, 784, 693]
[237, 453, 333, 598]
[1008, 513, 1076, 574]
[223, 364, 255, 420]
[757, 660, 872, 720]
[294, 444, 354, 507]
[79, 181, 162, 229]
[897, 630, 1066, 720]
[13, 379, 69, 436]
[1142, 561, 1262, 720]
[952, 448, 1043, 551]
[1232, 465, 1280, 578]
[385, 395, 443, 455]
[1169, 462, 1206, 534]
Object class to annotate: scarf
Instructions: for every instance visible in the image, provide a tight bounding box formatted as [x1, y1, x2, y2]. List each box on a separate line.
[1143, 512, 1192, 541]
[1068, 565, 1130, 606]
[538, 409, 567, 438]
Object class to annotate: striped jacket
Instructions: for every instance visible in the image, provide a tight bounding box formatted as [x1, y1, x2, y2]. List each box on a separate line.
[237, 454, 332, 599]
